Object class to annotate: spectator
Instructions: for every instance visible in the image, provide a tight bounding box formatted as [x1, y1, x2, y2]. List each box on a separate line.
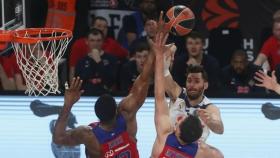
[0, 56, 16, 90]
[69, 16, 128, 80]
[91, 16, 129, 59]
[129, 18, 157, 59]
[117, 0, 158, 49]
[254, 12, 280, 71]
[2, 53, 26, 91]
[222, 49, 264, 95]
[120, 42, 153, 95]
[75, 28, 118, 95]
[171, 31, 222, 94]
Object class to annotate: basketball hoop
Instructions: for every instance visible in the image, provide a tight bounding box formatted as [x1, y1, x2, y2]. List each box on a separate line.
[0, 28, 72, 96]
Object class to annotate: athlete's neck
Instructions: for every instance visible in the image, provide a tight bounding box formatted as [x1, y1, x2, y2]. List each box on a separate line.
[175, 132, 187, 145]
[99, 119, 116, 131]
[188, 95, 204, 107]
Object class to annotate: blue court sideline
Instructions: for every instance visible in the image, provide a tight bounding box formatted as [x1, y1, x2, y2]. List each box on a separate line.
[0, 96, 280, 158]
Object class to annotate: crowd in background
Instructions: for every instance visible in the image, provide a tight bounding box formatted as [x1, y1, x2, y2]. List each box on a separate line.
[0, 0, 280, 98]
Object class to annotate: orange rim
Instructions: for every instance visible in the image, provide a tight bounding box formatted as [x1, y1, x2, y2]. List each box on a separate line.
[1, 28, 72, 44]
[0, 30, 13, 42]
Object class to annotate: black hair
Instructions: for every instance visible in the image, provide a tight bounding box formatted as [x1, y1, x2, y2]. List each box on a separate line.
[185, 31, 205, 43]
[94, 94, 117, 123]
[91, 16, 108, 26]
[186, 65, 208, 82]
[87, 28, 104, 39]
[129, 41, 150, 57]
[179, 115, 203, 144]
[231, 49, 248, 61]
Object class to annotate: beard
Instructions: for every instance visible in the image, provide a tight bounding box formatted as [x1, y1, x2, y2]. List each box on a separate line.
[187, 87, 204, 100]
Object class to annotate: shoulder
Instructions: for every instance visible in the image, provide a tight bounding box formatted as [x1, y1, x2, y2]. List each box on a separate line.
[201, 96, 212, 105]
[203, 54, 219, 65]
[264, 36, 277, 44]
[75, 125, 92, 133]
[197, 141, 224, 158]
[262, 36, 278, 49]
[205, 103, 219, 112]
[72, 37, 87, 47]
[174, 54, 188, 63]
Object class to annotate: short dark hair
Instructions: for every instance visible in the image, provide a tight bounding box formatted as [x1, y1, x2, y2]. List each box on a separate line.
[87, 28, 104, 39]
[185, 31, 205, 43]
[231, 49, 248, 61]
[92, 16, 108, 27]
[130, 41, 150, 57]
[94, 94, 117, 123]
[179, 115, 203, 144]
[186, 65, 208, 82]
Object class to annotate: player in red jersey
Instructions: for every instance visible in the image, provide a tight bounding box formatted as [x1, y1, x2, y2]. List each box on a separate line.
[151, 15, 223, 157]
[53, 28, 154, 157]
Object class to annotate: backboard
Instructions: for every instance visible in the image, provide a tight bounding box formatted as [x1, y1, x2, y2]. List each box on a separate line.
[0, 0, 26, 30]
[0, 0, 25, 54]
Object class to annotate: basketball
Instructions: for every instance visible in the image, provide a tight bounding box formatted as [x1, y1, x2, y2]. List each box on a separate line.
[164, 5, 195, 36]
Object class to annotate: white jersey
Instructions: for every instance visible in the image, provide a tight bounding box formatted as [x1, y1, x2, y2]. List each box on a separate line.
[169, 88, 211, 142]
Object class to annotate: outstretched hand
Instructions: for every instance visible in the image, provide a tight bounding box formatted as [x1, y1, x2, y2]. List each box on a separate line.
[64, 77, 84, 107]
[148, 11, 169, 56]
[254, 70, 277, 91]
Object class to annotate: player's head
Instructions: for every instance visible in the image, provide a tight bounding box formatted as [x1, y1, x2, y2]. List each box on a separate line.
[91, 16, 108, 37]
[95, 94, 117, 124]
[185, 32, 205, 57]
[86, 28, 104, 51]
[175, 115, 203, 144]
[273, 18, 280, 40]
[230, 49, 248, 74]
[185, 65, 208, 100]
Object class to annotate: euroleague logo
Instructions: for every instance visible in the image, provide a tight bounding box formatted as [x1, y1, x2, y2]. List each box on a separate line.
[201, 0, 240, 30]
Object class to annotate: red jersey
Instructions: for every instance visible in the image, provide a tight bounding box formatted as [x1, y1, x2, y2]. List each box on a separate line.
[159, 133, 198, 158]
[69, 37, 128, 67]
[2, 53, 21, 78]
[87, 114, 139, 158]
[69, 38, 88, 67]
[260, 36, 280, 70]
[102, 37, 129, 58]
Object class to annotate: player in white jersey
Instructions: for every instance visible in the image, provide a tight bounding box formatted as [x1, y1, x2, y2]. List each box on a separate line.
[164, 50, 224, 141]
[169, 87, 212, 141]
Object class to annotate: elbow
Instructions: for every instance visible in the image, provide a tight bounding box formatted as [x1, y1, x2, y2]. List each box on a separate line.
[216, 126, 224, 134]
[217, 129, 224, 135]
[210, 125, 224, 135]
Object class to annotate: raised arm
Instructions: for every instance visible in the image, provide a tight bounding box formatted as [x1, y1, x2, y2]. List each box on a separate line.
[53, 77, 90, 146]
[163, 48, 182, 101]
[151, 21, 174, 157]
[165, 70, 182, 101]
[255, 70, 280, 94]
[198, 105, 224, 134]
[153, 32, 173, 136]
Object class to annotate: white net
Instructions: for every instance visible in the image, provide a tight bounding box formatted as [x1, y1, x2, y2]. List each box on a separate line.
[11, 28, 72, 96]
